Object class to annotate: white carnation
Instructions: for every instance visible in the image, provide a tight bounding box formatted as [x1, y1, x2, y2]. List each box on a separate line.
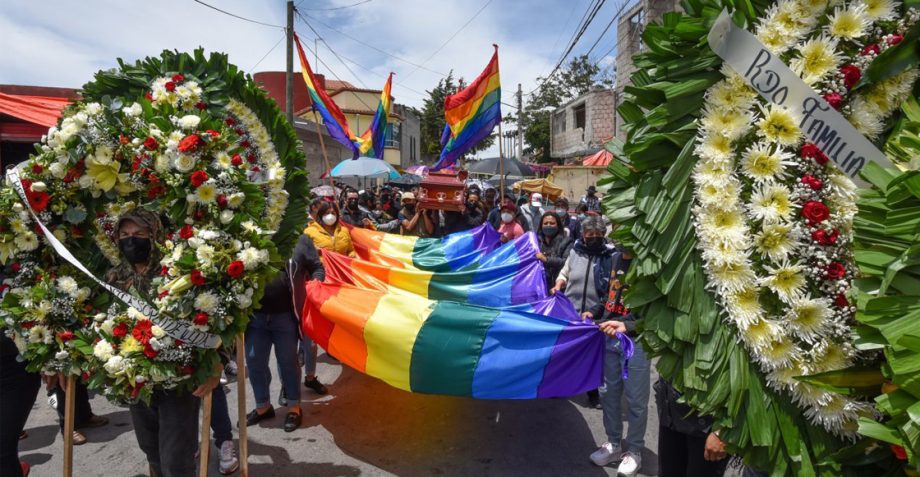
[55, 350, 69, 360]
[56, 276, 80, 297]
[93, 340, 114, 361]
[178, 115, 201, 130]
[103, 355, 127, 374]
[122, 102, 143, 117]
[194, 291, 219, 314]
[237, 247, 269, 269]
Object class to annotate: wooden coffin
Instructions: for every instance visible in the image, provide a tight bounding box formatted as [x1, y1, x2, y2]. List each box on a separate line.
[418, 170, 468, 212]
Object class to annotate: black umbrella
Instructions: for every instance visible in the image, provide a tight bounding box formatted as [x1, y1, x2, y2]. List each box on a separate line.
[387, 173, 422, 190]
[467, 157, 533, 177]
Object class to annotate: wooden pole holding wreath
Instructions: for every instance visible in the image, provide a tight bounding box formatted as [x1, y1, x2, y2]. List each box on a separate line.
[236, 336, 249, 477]
[312, 110, 334, 186]
[62, 374, 76, 477]
[198, 390, 212, 477]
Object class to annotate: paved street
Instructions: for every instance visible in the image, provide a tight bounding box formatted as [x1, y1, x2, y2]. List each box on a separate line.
[19, 350, 662, 477]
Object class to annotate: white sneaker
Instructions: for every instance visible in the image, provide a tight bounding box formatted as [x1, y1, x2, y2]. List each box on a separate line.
[617, 450, 642, 477]
[589, 441, 622, 466]
[48, 394, 58, 410]
[219, 440, 239, 475]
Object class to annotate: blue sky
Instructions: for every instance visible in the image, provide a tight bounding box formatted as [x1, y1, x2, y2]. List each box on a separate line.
[0, 0, 630, 157]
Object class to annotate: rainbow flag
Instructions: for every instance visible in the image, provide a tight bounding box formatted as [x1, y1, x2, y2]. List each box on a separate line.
[432, 46, 501, 170]
[294, 34, 392, 159]
[304, 281, 603, 398]
[350, 223, 502, 271]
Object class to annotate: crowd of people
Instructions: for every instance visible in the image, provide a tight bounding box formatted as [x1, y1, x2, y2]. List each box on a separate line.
[0, 180, 740, 477]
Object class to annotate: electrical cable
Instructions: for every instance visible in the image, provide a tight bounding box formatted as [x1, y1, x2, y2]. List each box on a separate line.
[300, 0, 373, 11]
[191, 0, 284, 28]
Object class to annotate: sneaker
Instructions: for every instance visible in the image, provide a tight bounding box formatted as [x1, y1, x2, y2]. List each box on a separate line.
[589, 441, 622, 466]
[48, 394, 58, 410]
[218, 440, 240, 475]
[224, 360, 238, 383]
[617, 451, 642, 477]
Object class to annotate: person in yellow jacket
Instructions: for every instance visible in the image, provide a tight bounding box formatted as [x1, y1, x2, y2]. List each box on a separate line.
[304, 199, 355, 257]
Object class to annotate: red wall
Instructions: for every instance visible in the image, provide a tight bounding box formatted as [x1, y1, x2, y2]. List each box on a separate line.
[253, 71, 315, 114]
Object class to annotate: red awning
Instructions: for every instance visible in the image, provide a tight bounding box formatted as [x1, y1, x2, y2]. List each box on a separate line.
[0, 93, 70, 128]
[582, 149, 613, 166]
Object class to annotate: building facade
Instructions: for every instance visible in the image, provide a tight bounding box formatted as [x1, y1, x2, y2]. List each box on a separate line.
[548, 88, 618, 161]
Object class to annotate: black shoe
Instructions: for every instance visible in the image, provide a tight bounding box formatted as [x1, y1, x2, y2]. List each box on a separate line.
[283, 411, 302, 432]
[244, 407, 275, 427]
[304, 377, 328, 395]
[587, 390, 601, 409]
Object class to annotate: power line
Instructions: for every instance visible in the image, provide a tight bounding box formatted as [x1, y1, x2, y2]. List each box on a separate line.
[250, 32, 287, 71]
[397, 0, 494, 85]
[583, 0, 631, 59]
[300, 0, 373, 11]
[190, 0, 284, 28]
[549, 0, 589, 57]
[527, 0, 607, 96]
[296, 10, 370, 89]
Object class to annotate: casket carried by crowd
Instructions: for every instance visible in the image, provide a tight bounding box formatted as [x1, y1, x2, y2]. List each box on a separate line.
[418, 170, 468, 211]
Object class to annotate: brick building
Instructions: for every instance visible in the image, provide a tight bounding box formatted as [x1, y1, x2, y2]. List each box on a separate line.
[549, 88, 617, 161]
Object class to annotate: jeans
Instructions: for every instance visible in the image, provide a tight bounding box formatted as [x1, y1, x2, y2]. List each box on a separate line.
[246, 311, 302, 408]
[0, 355, 40, 477]
[211, 385, 232, 448]
[130, 389, 200, 477]
[658, 424, 727, 477]
[55, 380, 93, 432]
[600, 335, 650, 451]
[302, 336, 318, 377]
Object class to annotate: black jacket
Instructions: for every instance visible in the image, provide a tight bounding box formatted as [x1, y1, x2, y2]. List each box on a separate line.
[655, 379, 714, 437]
[259, 235, 325, 315]
[539, 232, 572, 289]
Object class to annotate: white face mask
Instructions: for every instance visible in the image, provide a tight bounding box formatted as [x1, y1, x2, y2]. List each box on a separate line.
[322, 213, 337, 226]
[501, 213, 513, 223]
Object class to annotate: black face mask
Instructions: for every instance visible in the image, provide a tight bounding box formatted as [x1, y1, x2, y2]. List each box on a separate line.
[347, 199, 358, 210]
[119, 237, 152, 264]
[542, 226, 558, 237]
[584, 236, 604, 250]
[404, 204, 416, 212]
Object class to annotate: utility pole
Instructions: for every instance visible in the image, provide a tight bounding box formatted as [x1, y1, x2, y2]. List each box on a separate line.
[516, 83, 524, 160]
[285, 0, 294, 124]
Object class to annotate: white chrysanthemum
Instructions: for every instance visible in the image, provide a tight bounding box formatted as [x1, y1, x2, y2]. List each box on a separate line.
[93, 340, 114, 361]
[85, 102, 103, 116]
[740, 143, 792, 182]
[697, 205, 748, 246]
[706, 78, 757, 112]
[748, 184, 795, 223]
[56, 276, 80, 297]
[757, 23, 794, 54]
[215, 152, 233, 169]
[237, 247, 269, 269]
[696, 133, 734, 161]
[848, 98, 884, 139]
[828, 5, 869, 39]
[759, 335, 796, 369]
[804, 395, 865, 437]
[196, 244, 216, 267]
[104, 355, 127, 374]
[227, 193, 245, 209]
[786, 297, 831, 341]
[700, 106, 753, 140]
[14, 232, 39, 252]
[723, 286, 764, 326]
[706, 259, 757, 293]
[195, 183, 217, 204]
[739, 318, 778, 351]
[122, 102, 142, 117]
[757, 105, 802, 146]
[864, 0, 898, 19]
[790, 35, 841, 85]
[813, 341, 851, 372]
[767, 359, 805, 390]
[151, 325, 166, 339]
[753, 223, 796, 261]
[194, 291, 220, 314]
[701, 240, 747, 266]
[127, 307, 147, 321]
[696, 179, 739, 207]
[761, 261, 807, 302]
[173, 154, 197, 173]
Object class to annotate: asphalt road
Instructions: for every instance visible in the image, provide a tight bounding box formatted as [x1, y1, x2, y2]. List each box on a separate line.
[19, 349, 664, 477]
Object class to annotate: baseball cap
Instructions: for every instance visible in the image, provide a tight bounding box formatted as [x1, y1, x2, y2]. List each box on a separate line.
[530, 193, 543, 207]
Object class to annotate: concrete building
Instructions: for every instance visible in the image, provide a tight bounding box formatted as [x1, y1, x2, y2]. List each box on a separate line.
[549, 87, 618, 161]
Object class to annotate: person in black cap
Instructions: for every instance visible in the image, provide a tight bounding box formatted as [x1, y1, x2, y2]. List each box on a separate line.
[580, 185, 602, 213]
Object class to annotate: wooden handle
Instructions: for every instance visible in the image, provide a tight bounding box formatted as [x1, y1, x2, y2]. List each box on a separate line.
[198, 390, 212, 477]
[63, 375, 77, 477]
[236, 336, 249, 477]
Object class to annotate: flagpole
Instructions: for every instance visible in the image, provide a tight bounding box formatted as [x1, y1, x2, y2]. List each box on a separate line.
[498, 122, 505, 199]
[312, 110, 333, 186]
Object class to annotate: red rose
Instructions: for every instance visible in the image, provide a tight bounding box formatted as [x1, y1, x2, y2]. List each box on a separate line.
[179, 224, 194, 239]
[193, 312, 209, 326]
[177, 134, 202, 153]
[801, 174, 823, 190]
[144, 92, 153, 101]
[146, 186, 164, 199]
[194, 209, 205, 221]
[132, 320, 154, 345]
[823, 92, 843, 110]
[27, 191, 50, 212]
[216, 195, 227, 208]
[891, 444, 908, 461]
[143, 344, 159, 358]
[81, 371, 91, 382]
[840, 64, 861, 90]
[826, 262, 847, 280]
[240, 140, 251, 149]
[143, 137, 158, 150]
[190, 170, 209, 187]
[0, 284, 8, 294]
[113, 322, 129, 338]
[31, 164, 43, 174]
[812, 228, 839, 246]
[165, 81, 176, 92]
[834, 293, 850, 308]
[172, 74, 185, 83]
[179, 365, 194, 375]
[247, 153, 257, 164]
[227, 260, 245, 279]
[10, 262, 21, 273]
[802, 201, 830, 224]
[251, 166, 261, 173]
[190, 269, 206, 287]
[195, 101, 207, 110]
[888, 34, 904, 46]
[160, 266, 169, 276]
[800, 143, 829, 165]
[205, 129, 220, 138]
[57, 331, 74, 342]
[20, 321, 35, 329]
[225, 117, 236, 126]
[862, 44, 881, 56]
[231, 154, 243, 166]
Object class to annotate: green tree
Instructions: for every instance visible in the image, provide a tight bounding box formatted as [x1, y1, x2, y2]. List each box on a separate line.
[512, 55, 612, 163]
[418, 72, 494, 163]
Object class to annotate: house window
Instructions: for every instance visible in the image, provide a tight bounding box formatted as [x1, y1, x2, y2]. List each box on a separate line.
[552, 110, 566, 134]
[574, 103, 586, 130]
[385, 123, 401, 148]
[410, 136, 416, 161]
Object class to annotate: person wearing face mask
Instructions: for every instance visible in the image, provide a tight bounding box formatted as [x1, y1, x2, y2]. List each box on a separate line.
[554, 197, 581, 242]
[340, 190, 376, 229]
[497, 203, 524, 243]
[519, 192, 546, 231]
[580, 185, 602, 213]
[304, 199, 355, 256]
[398, 193, 435, 237]
[535, 212, 573, 290]
[487, 195, 531, 232]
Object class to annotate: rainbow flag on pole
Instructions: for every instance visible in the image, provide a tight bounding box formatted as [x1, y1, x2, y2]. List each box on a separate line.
[432, 46, 501, 170]
[304, 281, 603, 398]
[294, 33, 392, 159]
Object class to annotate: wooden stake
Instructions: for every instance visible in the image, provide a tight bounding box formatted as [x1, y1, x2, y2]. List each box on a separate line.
[312, 111, 334, 186]
[498, 122, 506, 198]
[62, 375, 76, 477]
[198, 390, 212, 477]
[236, 336, 249, 477]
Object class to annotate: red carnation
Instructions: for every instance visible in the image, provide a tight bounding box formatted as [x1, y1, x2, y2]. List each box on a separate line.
[225, 117, 236, 126]
[143, 137, 158, 150]
[802, 201, 830, 224]
[247, 153, 257, 164]
[190, 269, 206, 287]
[31, 164, 43, 174]
[891, 444, 908, 461]
[216, 195, 227, 208]
[179, 225, 194, 239]
[227, 260, 245, 279]
[144, 92, 153, 101]
[57, 331, 75, 342]
[190, 170, 209, 188]
[27, 191, 50, 213]
[20, 321, 35, 330]
[0, 284, 9, 294]
[812, 228, 839, 246]
[801, 174, 823, 190]
[165, 81, 176, 92]
[119, 135, 130, 145]
[11, 262, 21, 273]
[179, 365, 194, 375]
[112, 322, 129, 338]
[826, 262, 847, 280]
[195, 101, 207, 110]
[193, 312, 209, 326]
[81, 371, 91, 382]
[240, 140, 251, 149]
[177, 134, 202, 153]
[834, 293, 850, 308]
[800, 143, 829, 165]
[231, 154, 243, 166]
[172, 74, 185, 83]
[205, 129, 220, 138]
[823, 92, 843, 110]
[143, 344, 159, 359]
[840, 64, 861, 90]
[862, 44, 881, 56]
[132, 320, 154, 345]
[194, 209, 205, 221]
[888, 34, 904, 46]
[146, 186, 164, 199]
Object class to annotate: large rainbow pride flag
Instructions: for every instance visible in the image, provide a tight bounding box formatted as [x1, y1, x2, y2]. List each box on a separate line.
[432, 46, 501, 170]
[349, 223, 502, 271]
[294, 33, 392, 159]
[304, 281, 603, 398]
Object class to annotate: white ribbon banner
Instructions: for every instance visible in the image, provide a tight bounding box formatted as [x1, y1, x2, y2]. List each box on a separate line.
[707, 9, 892, 181]
[6, 168, 220, 348]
